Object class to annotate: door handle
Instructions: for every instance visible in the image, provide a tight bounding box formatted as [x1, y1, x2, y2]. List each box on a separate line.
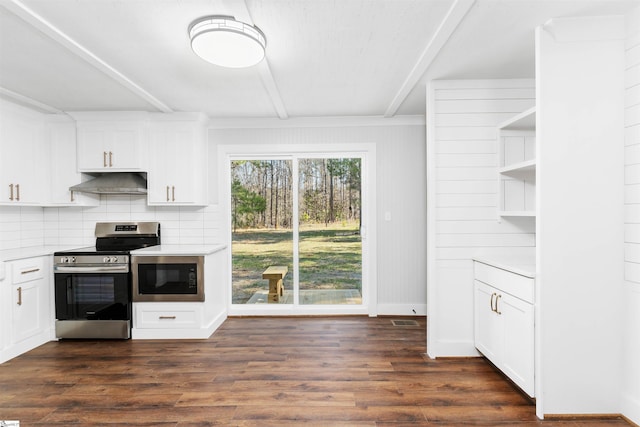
[17, 286, 22, 306]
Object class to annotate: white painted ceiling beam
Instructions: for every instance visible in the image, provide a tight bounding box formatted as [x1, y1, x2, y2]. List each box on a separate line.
[0, 0, 173, 113]
[231, 0, 289, 119]
[0, 86, 64, 114]
[384, 0, 476, 118]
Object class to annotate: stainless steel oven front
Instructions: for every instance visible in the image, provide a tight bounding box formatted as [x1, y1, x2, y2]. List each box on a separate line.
[132, 256, 204, 302]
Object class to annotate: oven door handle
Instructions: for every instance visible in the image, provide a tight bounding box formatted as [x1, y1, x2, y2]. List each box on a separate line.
[54, 265, 129, 273]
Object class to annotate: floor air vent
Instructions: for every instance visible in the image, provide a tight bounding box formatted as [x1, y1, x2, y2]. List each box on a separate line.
[391, 319, 419, 327]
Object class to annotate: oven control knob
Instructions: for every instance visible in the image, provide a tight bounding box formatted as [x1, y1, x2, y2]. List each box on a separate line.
[70, 257, 76, 263]
[110, 256, 118, 263]
[103, 257, 109, 263]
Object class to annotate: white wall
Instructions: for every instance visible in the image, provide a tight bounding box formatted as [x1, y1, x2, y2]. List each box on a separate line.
[622, 6, 640, 424]
[209, 119, 427, 315]
[536, 16, 625, 415]
[426, 79, 536, 357]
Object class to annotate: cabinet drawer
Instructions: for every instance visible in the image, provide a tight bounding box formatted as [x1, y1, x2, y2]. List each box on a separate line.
[474, 261, 533, 303]
[11, 257, 45, 284]
[135, 303, 202, 329]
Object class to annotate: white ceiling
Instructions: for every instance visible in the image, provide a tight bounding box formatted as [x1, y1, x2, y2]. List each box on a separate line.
[0, 0, 637, 119]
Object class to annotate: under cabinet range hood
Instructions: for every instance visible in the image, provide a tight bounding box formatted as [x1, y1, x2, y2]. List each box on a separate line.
[69, 172, 147, 195]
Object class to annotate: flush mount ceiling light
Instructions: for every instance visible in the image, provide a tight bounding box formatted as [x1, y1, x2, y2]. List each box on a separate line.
[188, 15, 266, 68]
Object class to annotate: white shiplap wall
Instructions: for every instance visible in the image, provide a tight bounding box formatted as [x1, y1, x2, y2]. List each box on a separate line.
[427, 79, 536, 357]
[623, 5, 640, 424]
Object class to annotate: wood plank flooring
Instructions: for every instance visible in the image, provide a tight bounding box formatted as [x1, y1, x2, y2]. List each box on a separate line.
[0, 316, 631, 426]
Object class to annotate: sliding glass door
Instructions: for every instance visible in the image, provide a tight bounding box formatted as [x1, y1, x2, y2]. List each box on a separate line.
[230, 156, 363, 309]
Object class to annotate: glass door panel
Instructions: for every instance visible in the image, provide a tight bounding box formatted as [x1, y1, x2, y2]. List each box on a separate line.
[231, 160, 293, 304]
[297, 158, 362, 305]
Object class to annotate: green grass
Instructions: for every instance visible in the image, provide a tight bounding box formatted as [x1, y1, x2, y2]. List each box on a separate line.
[232, 222, 362, 304]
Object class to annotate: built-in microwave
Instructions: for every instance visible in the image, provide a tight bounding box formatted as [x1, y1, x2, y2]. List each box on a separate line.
[131, 256, 204, 302]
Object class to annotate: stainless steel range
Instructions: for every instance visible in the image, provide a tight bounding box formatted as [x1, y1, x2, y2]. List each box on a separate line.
[53, 222, 161, 339]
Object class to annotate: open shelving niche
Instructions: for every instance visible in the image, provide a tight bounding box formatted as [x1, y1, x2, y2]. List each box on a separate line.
[497, 106, 536, 218]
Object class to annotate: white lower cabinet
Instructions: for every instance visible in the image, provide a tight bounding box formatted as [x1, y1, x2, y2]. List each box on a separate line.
[1, 256, 52, 364]
[474, 261, 534, 397]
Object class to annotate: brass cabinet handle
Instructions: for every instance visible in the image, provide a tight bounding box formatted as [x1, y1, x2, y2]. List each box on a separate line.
[17, 287, 22, 306]
[171, 186, 175, 202]
[159, 316, 176, 320]
[21, 268, 40, 275]
[109, 151, 113, 167]
[15, 184, 20, 201]
[70, 190, 75, 202]
[166, 186, 170, 201]
[490, 292, 496, 312]
[103, 151, 107, 167]
[9, 183, 14, 201]
[495, 294, 502, 315]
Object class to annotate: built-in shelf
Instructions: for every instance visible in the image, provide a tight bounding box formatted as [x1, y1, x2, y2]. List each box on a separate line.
[498, 210, 536, 217]
[498, 106, 536, 218]
[499, 159, 536, 175]
[498, 106, 536, 131]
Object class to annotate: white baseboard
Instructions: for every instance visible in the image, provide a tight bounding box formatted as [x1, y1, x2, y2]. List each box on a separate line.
[428, 339, 481, 358]
[376, 304, 426, 316]
[622, 392, 640, 426]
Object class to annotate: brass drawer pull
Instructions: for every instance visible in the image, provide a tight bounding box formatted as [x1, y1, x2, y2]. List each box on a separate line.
[495, 294, 502, 315]
[159, 316, 176, 320]
[17, 286, 22, 306]
[9, 183, 14, 201]
[21, 268, 40, 275]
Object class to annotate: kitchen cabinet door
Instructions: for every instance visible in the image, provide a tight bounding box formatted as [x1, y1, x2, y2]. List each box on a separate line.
[500, 292, 534, 396]
[0, 103, 46, 205]
[474, 280, 502, 363]
[147, 119, 208, 206]
[77, 121, 146, 171]
[47, 120, 99, 206]
[1, 256, 52, 363]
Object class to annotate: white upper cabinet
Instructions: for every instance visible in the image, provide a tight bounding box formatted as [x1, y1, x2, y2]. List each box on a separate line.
[497, 106, 536, 217]
[46, 118, 99, 206]
[73, 112, 148, 172]
[0, 102, 46, 205]
[147, 114, 208, 206]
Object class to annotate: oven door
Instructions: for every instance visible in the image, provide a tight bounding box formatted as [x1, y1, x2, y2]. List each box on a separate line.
[55, 272, 131, 321]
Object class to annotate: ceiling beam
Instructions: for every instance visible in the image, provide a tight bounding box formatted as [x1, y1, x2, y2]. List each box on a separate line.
[384, 0, 476, 118]
[231, 0, 289, 119]
[0, 86, 64, 114]
[1, 0, 173, 113]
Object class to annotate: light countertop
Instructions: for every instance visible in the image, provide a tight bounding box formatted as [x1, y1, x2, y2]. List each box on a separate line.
[131, 244, 227, 256]
[0, 245, 81, 262]
[472, 256, 536, 278]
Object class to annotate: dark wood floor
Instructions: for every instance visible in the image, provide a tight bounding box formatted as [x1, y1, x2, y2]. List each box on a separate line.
[0, 316, 631, 426]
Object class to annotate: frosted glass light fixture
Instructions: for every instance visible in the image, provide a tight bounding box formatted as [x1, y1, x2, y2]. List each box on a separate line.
[189, 15, 266, 68]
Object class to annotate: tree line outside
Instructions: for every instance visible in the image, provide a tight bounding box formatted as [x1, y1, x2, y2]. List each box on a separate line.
[231, 158, 361, 231]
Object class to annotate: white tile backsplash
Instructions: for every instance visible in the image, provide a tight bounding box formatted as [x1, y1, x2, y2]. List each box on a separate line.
[1, 196, 222, 250]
